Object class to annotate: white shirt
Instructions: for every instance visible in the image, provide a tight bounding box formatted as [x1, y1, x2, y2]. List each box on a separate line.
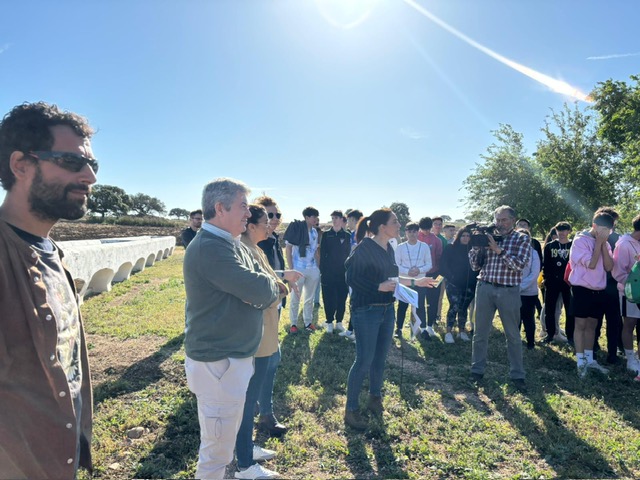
[395, 240, 431, 278]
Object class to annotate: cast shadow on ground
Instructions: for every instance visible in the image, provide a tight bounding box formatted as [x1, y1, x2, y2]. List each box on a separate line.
[93, 334, 185, 404]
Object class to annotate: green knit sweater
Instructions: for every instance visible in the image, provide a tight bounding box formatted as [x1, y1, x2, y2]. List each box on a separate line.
[183, 228, 279, 362]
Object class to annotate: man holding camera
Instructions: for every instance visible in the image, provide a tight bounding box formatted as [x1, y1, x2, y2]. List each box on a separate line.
[469, 206, 531, 391]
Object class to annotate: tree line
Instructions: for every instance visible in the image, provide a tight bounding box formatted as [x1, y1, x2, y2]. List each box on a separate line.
[463, 74, 640, 236]
[87, 185, 189, 220]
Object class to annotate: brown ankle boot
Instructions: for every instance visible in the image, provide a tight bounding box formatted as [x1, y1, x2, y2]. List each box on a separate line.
[367, 395, 383, 416]
[344, 409, 368, 431]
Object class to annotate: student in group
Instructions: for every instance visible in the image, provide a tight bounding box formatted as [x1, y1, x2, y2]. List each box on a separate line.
[612, 213, 640, 375]
[320, 210, 351, 333]
[394, 222, 431, 338]
[568, 211, 614, 378]
[344, 209, 436, 431]
[542, 222, 573, 344]
[518, 228, 541, 350]
[440, 227, 476, 343]
[418, 217, 443, 338]
[341, 209, 364, 341]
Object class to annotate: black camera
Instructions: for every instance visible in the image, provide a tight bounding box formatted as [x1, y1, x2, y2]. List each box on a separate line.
[468, 223, 503, 247]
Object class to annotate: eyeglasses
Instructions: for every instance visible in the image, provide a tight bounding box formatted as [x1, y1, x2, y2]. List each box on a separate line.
[28, 151, 99, 174]
[268, 212, 282, 219]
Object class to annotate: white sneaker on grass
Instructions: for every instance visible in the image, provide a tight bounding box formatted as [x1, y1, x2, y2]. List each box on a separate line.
[339, 329, 352, 338]
[577, 363, 588, 379]
[459, 332, 471, 342]
[325, 322, 334, 334]
[586, 361, 609, 375]
[253, 445, 276, 462]
[444, 332, 455, 344]
[235, 463, 280, 479]
[335, 322, 346, 333]
[627, 358, 640, 375]
[426, 326, 437, 337]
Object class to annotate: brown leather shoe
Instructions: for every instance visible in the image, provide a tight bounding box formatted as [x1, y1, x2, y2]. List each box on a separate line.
[344, 410, 368, 431]
[257, 414, 288, 436]
[367, 395, 383, 416]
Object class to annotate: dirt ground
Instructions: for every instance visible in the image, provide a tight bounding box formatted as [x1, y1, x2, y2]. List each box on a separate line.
[50, 220, 184, 243]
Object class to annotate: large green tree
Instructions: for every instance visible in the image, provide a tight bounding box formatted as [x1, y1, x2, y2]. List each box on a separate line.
[387, 202, 411, 236]
[534, 103, 617, 229]
[590, 74, 640, 221]
[463, 124, 553, 235]
[87, 184, 131, 219]
[130, 193, 166, 216]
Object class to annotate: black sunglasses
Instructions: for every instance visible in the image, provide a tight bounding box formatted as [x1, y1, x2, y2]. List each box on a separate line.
[268, 212, 282, 219]
[29, 151, 99, 174]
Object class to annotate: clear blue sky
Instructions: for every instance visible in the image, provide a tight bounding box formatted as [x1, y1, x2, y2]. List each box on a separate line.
[1, 0, 638, 224]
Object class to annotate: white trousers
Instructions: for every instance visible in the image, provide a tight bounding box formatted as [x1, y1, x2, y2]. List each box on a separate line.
[289, 266, 321, 325]
[185, 356, 254, 480]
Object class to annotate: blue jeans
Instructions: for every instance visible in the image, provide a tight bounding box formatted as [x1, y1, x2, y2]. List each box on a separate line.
[235, 352, 277, 469]
[258, 348, 281, 416]
[346, 303, 395, 411]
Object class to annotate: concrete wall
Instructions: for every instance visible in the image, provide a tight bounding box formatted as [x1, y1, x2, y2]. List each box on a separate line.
[59, 236, 176, 300]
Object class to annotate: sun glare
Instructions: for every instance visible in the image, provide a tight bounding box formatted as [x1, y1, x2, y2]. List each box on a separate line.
[315, 0, 380, 30]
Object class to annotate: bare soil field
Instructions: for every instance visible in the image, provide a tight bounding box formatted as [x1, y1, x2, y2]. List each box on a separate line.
[50, 220, 184, 243]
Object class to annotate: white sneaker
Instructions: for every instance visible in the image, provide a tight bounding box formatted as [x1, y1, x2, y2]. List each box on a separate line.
[325, 323, 334, 334]
[577, 363, 588, 379]
[252, 445, 276, 462]
[335, 322, 346, 333]
[235, 463, 280, 479]
[339, 329, 352, 338]
[627, 358, 640, 375]
[426, 326, 437, 337]
[459, 332, 471, 342]
[586, 361, 609, 375]
[444, 332, 455, 344]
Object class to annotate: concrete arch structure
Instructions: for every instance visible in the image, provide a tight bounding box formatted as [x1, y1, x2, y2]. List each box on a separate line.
[60, 235, 176, 300]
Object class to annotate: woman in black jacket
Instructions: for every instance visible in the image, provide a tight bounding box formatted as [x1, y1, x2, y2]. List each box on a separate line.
[440, 227, 477, 343]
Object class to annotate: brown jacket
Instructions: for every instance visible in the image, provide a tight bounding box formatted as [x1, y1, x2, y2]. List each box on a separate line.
[0, 220, 92, 479]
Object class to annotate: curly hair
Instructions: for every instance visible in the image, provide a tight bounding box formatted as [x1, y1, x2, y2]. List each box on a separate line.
[0, 102, 94, 191]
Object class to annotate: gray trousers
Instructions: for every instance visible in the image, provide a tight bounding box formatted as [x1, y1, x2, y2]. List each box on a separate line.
[471, 281, 525, 380]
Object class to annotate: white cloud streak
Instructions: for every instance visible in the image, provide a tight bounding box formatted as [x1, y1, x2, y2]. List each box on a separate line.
[400, 127, 427, 140]
[587, 52, 640, 60]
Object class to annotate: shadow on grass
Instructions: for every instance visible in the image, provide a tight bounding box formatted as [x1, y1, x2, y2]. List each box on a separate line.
[133, 389, 199, 479]
[93, 334, 184, 404]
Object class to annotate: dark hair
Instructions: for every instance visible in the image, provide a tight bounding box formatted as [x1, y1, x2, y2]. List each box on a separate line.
[254, 195, 277, 208]
[330, 210, 344, 218]
[243, 204, 267, 234]
[543, 227, 558, 247]
[432, 217, 443, 223]
[516, 218, 531, 227]
[302, 206, 319, 218]
[0, 102, 94, 191]
[633, 214, 640, 232]
[347, 209, 363, 220]
[356, 209, 393, 243]
[595, 206, 619, 221]
[452, 227, 472, 246]
[405, 222, 419, 232]
[190, 209, 203, 218]
[418, 217, 433, 230]
[444, 224, 455, 230]
[593, 212, 614, 229]
[554, 221, 571, 232]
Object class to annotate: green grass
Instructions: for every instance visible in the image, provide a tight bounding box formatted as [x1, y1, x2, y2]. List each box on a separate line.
[80, 249, 640, 479]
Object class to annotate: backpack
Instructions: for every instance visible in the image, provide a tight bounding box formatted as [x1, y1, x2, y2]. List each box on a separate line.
[624, 262, 640, 304]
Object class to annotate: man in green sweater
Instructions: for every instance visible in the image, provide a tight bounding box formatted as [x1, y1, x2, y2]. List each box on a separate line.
[183, 178, 281, 480]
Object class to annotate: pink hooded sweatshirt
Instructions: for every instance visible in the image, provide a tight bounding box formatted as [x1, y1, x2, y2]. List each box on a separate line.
[568, 230, 612, 291]
[612, 233, 640, 293]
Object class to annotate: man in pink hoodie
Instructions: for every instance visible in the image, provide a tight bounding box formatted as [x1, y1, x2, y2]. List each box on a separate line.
[612, 213, 640, 376]
[568, 211, 615, 378]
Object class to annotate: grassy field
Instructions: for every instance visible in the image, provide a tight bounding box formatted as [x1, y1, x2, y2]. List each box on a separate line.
[80, 247, 640, 479]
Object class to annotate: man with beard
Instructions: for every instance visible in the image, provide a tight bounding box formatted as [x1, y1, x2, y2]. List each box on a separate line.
[469, 206, 530, 391]
[0, 102, 97, 479]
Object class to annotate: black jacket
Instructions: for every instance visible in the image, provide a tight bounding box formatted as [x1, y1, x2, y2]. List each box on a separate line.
[283, 220, 310, 257]
[440, 244, 477, 290]
[319, 228, 350, 282]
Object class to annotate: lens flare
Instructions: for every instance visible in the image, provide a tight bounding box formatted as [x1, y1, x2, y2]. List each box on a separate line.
[315, 0, 379, 30]
[403, 0, 592, 102]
